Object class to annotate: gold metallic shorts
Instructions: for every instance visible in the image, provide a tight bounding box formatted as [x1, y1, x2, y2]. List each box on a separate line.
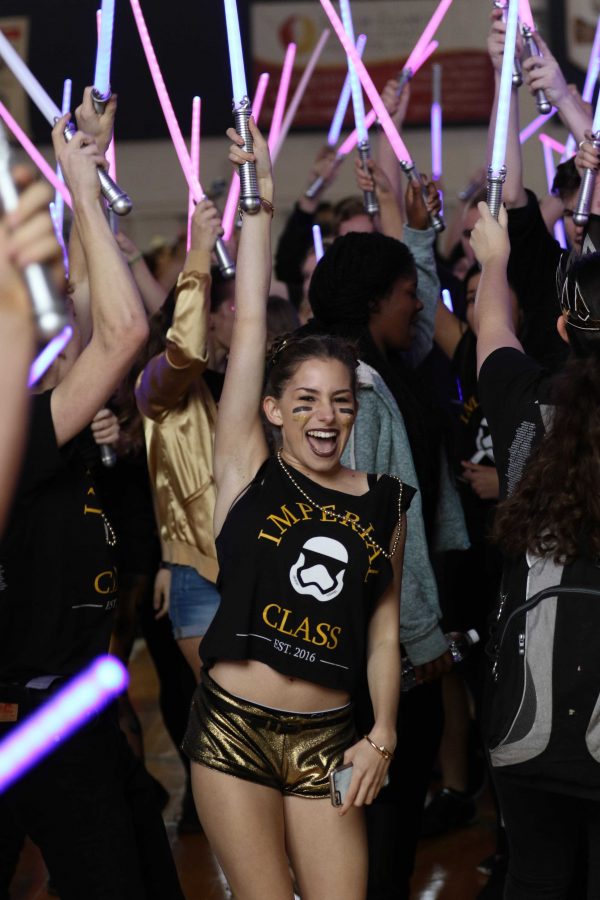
[183, 671, 356, 798]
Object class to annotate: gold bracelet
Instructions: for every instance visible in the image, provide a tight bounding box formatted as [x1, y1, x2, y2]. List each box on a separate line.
[238, 197, 275, 219]
[364, 734, 394, 761]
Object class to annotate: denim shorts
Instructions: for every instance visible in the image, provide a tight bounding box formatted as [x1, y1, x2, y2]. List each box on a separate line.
[169, 564, 220, 640]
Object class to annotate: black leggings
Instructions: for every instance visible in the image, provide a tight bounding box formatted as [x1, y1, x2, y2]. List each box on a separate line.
[495, 774, 600, 899]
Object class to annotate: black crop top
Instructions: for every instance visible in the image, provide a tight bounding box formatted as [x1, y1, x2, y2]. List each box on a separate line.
[200, 456, 415, 693]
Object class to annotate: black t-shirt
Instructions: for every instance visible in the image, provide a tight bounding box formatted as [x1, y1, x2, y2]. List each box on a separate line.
[0, 392, 118, 682]
[201, 456, 415, 694]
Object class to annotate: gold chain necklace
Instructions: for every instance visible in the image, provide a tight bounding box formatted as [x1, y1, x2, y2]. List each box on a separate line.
[276, 450, 403, 561]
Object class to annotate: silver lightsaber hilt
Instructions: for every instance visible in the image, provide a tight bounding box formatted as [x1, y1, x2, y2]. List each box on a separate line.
[399, 160, 445, 232]
[91, 86, 112, 115]
[62, 122, 132, 216]
[0, 126, 69, 342]
[100, 444, 117, 467]
[573, 134, 600, 226]
[486, 165, 507, 220]
[233, 97, 261, 215]
[522, 26, 551, 114]
[395, 67, 413, 98]
[214, 238, 236, 279]
[358, 140, 379, 216]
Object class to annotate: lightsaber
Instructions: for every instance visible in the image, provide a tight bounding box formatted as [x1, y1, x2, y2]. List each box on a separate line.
[519, 109, 555, 143]
[431, 63, 442, 181]
[130, 0, 235, 278]
[561, 16, 600, 162]
[224, 0, 260, 214]
[488, 0, 519, 217]
[340, 0, 378, 216]
[312, 224, 324, 261]
[519, 0, 551, 116]
[442, 289, 453, 311]
[96, 9, 118, 187]
[0, 32, 131, 216]
[268, 43, 296, 153]
[540, 139, 567, 248]
[396, 0, 454, 95]
[28, 325, 73, 387]
[271, 29, 330, 163]
[93, 0, 115, 113]
[319, 0, 444, 231]
[0, 656, 127, 794]
[222, 73, 269, 243]
[396, 38, 439, 96]
[0, 124, 69, 342]
[493, 0, 522, 87]
[538, 132, 566, 156]
[49, 202, 69, 278]
[54, 78, 71, 235]
[573, 86, 600, 225]
[186, 96, 201, 253]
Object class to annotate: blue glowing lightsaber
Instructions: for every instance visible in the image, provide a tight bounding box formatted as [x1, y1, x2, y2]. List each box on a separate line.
[28, 325, 73, 387]
[442, 288, 453, 311]
[223, 0, 260, 213]
[340, 0, 377, 216]
[312, 224, 324, 261]
[0, 657, 128, 794]
[573, 86, 600, 226]
[93, 0, 116, 112]
[0, 31, 131, 216]
[488, 0, 519, 218]
[54, 79, 71, 235]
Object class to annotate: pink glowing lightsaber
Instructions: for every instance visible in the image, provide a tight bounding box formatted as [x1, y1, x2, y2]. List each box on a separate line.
[28, 324, 73, 387]
[222, 73, 269, 242]
[129, 0, 234, 277]
[271, 29, 330, 163]
[519, 109, 556, 143]
[539, 132, 566, 156]
[187, 96, 201, 253]
[517, 0, 534, 31]
[396, 0, 452, 94]
[268, 43, 296, 153]
[540, 141, 567, 248]
[0, 657, 127, 794]
[0, 102, 72, 209]
[431, 63, 442, 181]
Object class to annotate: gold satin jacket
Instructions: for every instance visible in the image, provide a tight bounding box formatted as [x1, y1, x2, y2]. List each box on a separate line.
[136, 249, 218, 583]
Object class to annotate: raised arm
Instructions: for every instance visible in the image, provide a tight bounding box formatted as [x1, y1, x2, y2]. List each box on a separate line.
[353, 157, 403, 240]
[49, 116, 148, 447]
[470, 202, 522, 374]
[136, 200, 220, 421]
[115, 230, 167, 316]
[213, 120, 273, 534]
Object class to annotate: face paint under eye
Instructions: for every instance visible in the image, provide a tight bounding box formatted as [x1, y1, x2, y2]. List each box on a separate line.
[292, 406, 313, 414]
[339, 407, 355, 416]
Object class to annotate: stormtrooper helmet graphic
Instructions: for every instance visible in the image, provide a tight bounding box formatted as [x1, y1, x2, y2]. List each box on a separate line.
[289, 536, 348, 602]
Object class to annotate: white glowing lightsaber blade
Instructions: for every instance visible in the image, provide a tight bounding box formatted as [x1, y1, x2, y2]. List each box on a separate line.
[540, 141, 567, 248]
[431, 63, 442, 180]
[0, 657, 128, 794]
[187, 96, 201, 253]
[93, 0, 115, 103]
[328, 33, 367, 147]
[268, 43, 296, 153]
[271, 29, 330, 163]
[28, 324, 73, 387]
[487, 0, 519, 217]
[405, 0, 453, 74]
[96, 10, 117, 180]
[223, 0, 248, 106]
[340, 0, 367, 145]
[312, 224, 324, 261]
[221, 73, 269, 242]
[54, 79, 71, 233]
[442, 288, 453, 311]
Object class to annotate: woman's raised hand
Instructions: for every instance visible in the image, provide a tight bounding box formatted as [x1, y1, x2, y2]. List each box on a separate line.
[227, 117, 273, 195]
[470, 201, 510, 267]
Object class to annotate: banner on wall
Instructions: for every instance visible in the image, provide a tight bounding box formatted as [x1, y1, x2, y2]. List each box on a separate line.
[560, 0, 600, 70]
[251, 0, 495, 129]
[0, 18, 30, 136]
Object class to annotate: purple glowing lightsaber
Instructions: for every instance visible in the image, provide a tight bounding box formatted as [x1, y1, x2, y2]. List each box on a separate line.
[28, 325, 73, 387]
[538, 132, 566, 156]
[93, 0, 115, 111]
[519, 109, 556, 143]
[488, 0, 519, 218]
[49, 202, 69, 279]
[396, 0, 453, 95]
[0, 31, 131, 215]
[0, 656, 128, 794]
[54, 79, 72, 234]
[573, 75, 600, 225]
[224, 0, 260, 214]
[540, 140, 567, 249]
[222, 73, 269, 243]
[130, 0, 234, 277]
[312, 224, 324, 261]
[268, 43, 296, 154]
[340, 0, 377, 216]
[431, 63, 442, 181]
[186, 97, 201, 253]
[562, 16, 600, 162]
[271, 29, 330, 163]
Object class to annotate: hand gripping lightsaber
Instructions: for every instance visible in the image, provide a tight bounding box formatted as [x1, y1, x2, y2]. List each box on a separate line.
[0, 31, 132, 216]
[92, 0, 116, 113]
[0, 125, 69, 343]
[573, 109, 600, 226]
[340, 0, 378, 216]
[520, 25, 551, 114]
[493, 0, 522, 87]
[487, 0, 519, 217]
[224, 0, 260, 214]
[399, 160, 445, 232]
[396, 0, 454, 96]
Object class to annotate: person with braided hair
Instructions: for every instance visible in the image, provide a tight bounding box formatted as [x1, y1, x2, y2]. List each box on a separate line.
[472, 201, 600, 898]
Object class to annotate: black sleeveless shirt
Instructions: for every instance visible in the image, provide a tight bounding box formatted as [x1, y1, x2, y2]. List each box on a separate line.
[200, 456, 415, 693]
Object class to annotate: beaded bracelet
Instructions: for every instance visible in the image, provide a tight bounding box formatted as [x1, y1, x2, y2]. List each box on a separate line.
[364, 734, 394, 761]
[238, 197, 275, 219]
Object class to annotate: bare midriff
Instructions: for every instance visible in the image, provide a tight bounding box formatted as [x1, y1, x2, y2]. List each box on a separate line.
[209, 659, 351, 712]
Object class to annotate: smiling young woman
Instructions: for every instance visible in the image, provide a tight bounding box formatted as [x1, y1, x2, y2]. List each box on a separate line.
[180, 120, 415, 900]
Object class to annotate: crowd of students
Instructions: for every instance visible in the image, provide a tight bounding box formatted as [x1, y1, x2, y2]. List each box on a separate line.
[1, 9, 600, 900]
